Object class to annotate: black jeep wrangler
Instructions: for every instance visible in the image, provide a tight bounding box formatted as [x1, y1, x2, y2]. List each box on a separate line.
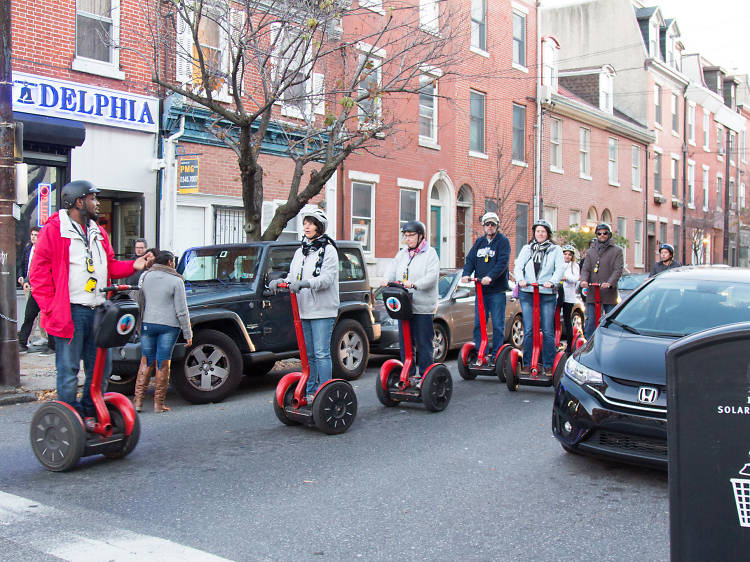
[109, 241, 380, 404]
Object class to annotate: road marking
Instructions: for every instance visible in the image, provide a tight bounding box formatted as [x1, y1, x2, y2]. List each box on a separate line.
[0, 491, 230, 561]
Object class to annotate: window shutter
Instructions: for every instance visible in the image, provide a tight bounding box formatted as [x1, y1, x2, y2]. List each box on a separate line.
[312, 72, 325, 115]
[176, 13, 195, 84]
[261, 201, 277, 233]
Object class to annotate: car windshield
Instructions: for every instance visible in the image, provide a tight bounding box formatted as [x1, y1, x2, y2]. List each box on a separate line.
[612, 277, 750, 337]
[618, 273, 648, 290]
[181, 246, 262, 283]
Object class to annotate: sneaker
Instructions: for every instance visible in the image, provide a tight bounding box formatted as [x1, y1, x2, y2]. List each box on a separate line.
[18, 342, 28, 353]
[83, 417, 97, 432]
[39, 346, 54, 356]
[31, 338, 46, 346]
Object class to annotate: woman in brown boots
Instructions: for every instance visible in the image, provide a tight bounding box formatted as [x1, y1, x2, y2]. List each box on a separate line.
[133, 250, 192, 412]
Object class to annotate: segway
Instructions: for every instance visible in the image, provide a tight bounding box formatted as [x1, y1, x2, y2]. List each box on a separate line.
[457, 278, 511, 382]
[273, 282, 357, 434]
[556, 284, 585, 353]
[505, 283, 567, 391]
[376, 282, 453, 411]
[30, 285, 141, 471]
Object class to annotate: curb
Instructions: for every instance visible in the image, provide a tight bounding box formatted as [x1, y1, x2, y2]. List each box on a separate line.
[0, 392, 38, 406]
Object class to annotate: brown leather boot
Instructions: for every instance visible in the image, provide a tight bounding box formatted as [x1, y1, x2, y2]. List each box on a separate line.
[133, 357, 155, 412]
[153, 360, 172, 413]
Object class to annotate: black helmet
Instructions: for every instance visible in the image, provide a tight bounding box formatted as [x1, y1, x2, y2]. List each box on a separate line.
[595, 223, 612, 236]
[61, 180, 99, 209]
[531, 218, 553, 239]
[659, 243, 674, 257]
[401, 220, 426, 237]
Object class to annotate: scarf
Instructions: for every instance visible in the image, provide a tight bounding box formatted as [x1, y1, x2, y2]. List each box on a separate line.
[408, 238, 426, 259]
[300, 234, 336, 277]
[530, 239, 552, 277]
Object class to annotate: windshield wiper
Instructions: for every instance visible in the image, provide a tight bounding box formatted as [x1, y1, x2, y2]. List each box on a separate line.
[608, 319, 641, 334]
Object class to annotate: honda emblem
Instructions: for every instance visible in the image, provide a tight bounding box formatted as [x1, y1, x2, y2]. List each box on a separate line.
[638, 386, 659, 404]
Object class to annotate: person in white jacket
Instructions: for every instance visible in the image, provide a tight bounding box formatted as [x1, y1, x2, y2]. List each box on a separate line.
[270, 209, 339, 400]
[560, 245, 580, 353]
[382, 221, 440, 378]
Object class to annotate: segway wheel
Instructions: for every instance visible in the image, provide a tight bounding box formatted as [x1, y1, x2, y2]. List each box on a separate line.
[103, 403, 141, 459]
[421, 365, 453, 412]
[376, 364, 401, 407]
[30, 402, 86, 472]
[505, 355, 519, 392]
[457, 345, 477, 380]
[274, 383, 300, 426]
[553, 353, 568, 389]
[495, 347, 511, 383]
[313, 381, 358, 435]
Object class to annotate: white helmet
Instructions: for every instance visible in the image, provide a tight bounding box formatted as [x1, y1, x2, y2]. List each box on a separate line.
[303, 208, 328, 235]
[481, 212, 499, 226]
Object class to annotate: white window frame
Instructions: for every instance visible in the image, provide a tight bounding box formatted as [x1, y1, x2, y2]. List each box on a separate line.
[741, 183, 746, 210]
[420, 0, 439, 34]
[703, 112, 710, 151]
[634, 219, 643, 267]
[654, 83, 662, 128]
[470, 0, 487, 53]
[649, 19, 660, 58]
[579, 127, 591, 179]
[653, 148, 662, 194]
[717, 125, 724, 160]
[418, 68, 441, 149]
[687, 102, 695, 145]
[631, 145, 641, 190]
[671, 92, 679, 135]
[569, 209, 581, 229]
[599, 71, 613, 114]
[512, 103, 526, 164]
[687, 160, 695, 209]
[350, 175, 377, 253]
[670, 154, 680, 198]
[398, 187, 420, 237]
[274, 24, 324, 120]
[73, 0, 124, 80]
[549, 117, 563, 173]
[717, 173, 723, 210]
[702, 164, 710, 211]
[608, 137, 619, 186]
[357, 45, 384, 127]
[511, 4, 527, 72]
[543, 206, 558, 232]
[469, 89, 486, 156]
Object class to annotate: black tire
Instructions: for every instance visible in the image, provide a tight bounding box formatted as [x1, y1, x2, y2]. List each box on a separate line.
[107, 365, 137, 395]
[432, 322, 449, 363]
[510, 314, 524, 350]
[458, 348, 478, 380]
[376, 364, 400, 407]
[332, 319, 369, 380]
[103, 404, 141, 459]
[30, 402, 86, 472]
[251, 360, 276, 377]
[421, 364, 453, 412]
[495, 347, 511, 383]
[313, 381, 358, 435]
[173, 329, 243, 404]
[553, 353, 568, 389]
[273, 383, 300, 426]
[506, 355, 519, 392]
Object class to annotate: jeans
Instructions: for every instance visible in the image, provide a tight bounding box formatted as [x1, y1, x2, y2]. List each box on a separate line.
[398, 314, 434, 376]
[519, 290, 557, 368]
[301, 317, 335, 395]
[473, 290, 507, 356]
[584, 302, 615, 338]
[141, 323, 181, 365]
[55, 304, 112, 417]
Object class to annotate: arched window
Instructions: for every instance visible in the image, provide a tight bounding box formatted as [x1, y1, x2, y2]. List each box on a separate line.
[586, 206, 598, 227]
[601, 209, 612, 226]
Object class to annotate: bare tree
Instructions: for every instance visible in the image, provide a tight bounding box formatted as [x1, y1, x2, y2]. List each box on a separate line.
[138, 0, 465, 240]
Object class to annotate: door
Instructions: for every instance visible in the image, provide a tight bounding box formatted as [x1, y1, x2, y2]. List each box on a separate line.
[647, 220, 656, 272]
[430, 205, 441, 259]
[456, 206, 467, 267]
[260, 246, 297, 351]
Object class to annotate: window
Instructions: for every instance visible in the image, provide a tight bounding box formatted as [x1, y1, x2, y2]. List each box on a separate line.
[671, 156, 679, 197]
[339, 249, 366, 282]
[601, 209, 612, 226]
[608, 138, 619, 185]
[729, 179, 736, 209]
[600, 71, 613, 113]
[631, 146, 641, 189]
[717, 175, 723, 209]
[569, 209, 581, 229]
[485, 197, 499, 214]
[515, 203, 529, 256]
[649, 19, 659, 57]
[512, 104, 526, 162]
[687, 161, 695, 208]
[420, 0, 439, 34]
[702, 166, 710, 210]
[673, 224, 680, 260]
[549, 118, 562, 170]
[634, 219, 643, 266]
[659, 222, 667, 247]
[687, 104, 695, 144]
[617, 217, 627, 239]
[543, 206, 558, 232]
[586, 206, 598, 227]
[703, 112, 710, 149]
[654, 84, 662, 126]
[272, 23, 322, 120]
[76, 0, 116, 63]
[471, 0, 486, 51]
[717, 125, 724, 157]
[729, 131, 736, 164]
[470, 90, 485, 154]
[419, 73, 438, 143]
[512, 10, 526, 68]
[579, 127, 590, 177]
[653, 151, 662, 193]
[351, 181, 374, 252]
[214, 207, 245, 244]
[741, 183, 746, 209]
[358, 54, 382, 125]
[399, 189, 419, 233]
[671, 93, 679, 133]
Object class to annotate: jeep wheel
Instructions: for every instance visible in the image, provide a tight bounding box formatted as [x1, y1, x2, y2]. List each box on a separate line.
[174, 329, 243, 404]
[107, 365, 137, 395]
[332, 319, 369, 380]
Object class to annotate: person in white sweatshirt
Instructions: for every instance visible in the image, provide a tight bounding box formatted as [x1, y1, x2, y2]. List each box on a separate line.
[560, 245, 580, 353]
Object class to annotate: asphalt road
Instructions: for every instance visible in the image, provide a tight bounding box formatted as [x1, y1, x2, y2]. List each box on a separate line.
[0, 356, 668, 561]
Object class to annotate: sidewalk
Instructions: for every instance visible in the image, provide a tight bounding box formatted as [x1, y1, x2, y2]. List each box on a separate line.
[0, 345, 57, 406]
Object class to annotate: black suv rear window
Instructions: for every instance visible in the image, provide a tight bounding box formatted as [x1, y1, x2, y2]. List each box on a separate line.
[339, 249, 365, 281]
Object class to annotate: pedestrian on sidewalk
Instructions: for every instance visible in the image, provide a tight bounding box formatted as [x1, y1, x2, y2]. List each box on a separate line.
[29, 180, 152, 421]
[133, 250, 192, 413]
[17, 226, 55, 354]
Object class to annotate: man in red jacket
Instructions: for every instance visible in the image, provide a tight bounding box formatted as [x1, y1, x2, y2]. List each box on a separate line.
[30, 180, 152, 419]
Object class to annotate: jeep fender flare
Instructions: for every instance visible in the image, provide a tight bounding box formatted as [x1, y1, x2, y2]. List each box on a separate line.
[188, 309, 256, 352]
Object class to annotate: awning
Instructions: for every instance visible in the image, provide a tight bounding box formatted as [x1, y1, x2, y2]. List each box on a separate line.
[13, 111, 86, 147]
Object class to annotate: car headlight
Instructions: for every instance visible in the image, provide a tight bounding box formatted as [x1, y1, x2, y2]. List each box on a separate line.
[564, 356, 603, 385]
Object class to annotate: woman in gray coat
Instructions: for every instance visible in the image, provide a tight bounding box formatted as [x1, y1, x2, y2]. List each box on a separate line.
[133, 250, 192, 413]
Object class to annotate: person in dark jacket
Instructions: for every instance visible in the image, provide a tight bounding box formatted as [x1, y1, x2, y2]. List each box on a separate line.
[649, 243, 682, 276]
[17, 226, 55, 353]
[461, 211, 511, 358]
[580, 223, 624, 338]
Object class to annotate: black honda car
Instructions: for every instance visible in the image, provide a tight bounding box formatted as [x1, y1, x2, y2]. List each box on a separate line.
[553, 266, 750, 468]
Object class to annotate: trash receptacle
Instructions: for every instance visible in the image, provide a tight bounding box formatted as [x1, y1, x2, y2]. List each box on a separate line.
[667, 321, 750, 561]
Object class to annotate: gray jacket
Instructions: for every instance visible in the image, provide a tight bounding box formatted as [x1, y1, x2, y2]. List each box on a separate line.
[385, 244, 440, 314]
[513, 243, 566, 295]
[285, 242, 339, 319]
[138, 266, 192, 339]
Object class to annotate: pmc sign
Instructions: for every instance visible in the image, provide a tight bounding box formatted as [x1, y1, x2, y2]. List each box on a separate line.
[37, 183, 51, 226]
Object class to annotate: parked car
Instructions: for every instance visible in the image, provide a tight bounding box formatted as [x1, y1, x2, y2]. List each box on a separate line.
[553, 266, 750, 468]
[370, 269, 522, 362]
[617, 272, 648, 303]
[109, 241, 380, 404]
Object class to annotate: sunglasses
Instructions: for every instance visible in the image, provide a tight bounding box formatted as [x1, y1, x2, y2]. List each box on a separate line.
[596, 231, 609, 236]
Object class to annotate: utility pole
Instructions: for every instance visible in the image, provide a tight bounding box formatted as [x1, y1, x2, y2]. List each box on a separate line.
[723, 127, 731, 264]
[0, 0, 20, 387]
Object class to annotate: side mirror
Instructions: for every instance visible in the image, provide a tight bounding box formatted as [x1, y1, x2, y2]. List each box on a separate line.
[453, 288, 471, 300]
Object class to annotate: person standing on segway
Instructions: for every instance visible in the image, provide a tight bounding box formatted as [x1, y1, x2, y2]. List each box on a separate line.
[579, 223, 623, 338]
[29, 180, 153, 423]
[269, 209, 338, 403]
[460, 211, 511, 362]
[513, 219, 565, 377]
[382, 221, 440, 380]
[649, 243, 682, 276]
[560, 245, 580, 353]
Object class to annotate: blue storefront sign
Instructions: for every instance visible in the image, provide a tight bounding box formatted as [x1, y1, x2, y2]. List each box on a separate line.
[12, 72, 158, 134]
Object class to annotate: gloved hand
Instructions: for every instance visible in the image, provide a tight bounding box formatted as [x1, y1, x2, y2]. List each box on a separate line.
[267, 278, 284, 295]
[290, 279, 311, 293]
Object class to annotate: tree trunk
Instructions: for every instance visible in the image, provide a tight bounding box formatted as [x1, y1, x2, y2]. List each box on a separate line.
[239, 125, 263, 241]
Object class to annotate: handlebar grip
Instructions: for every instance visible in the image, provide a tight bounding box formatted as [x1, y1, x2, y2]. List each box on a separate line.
[99, 284, 137, 293]
[277, 282, 290, 289]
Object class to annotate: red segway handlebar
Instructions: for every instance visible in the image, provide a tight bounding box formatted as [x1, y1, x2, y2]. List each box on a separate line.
[99, 284, 138, 293]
